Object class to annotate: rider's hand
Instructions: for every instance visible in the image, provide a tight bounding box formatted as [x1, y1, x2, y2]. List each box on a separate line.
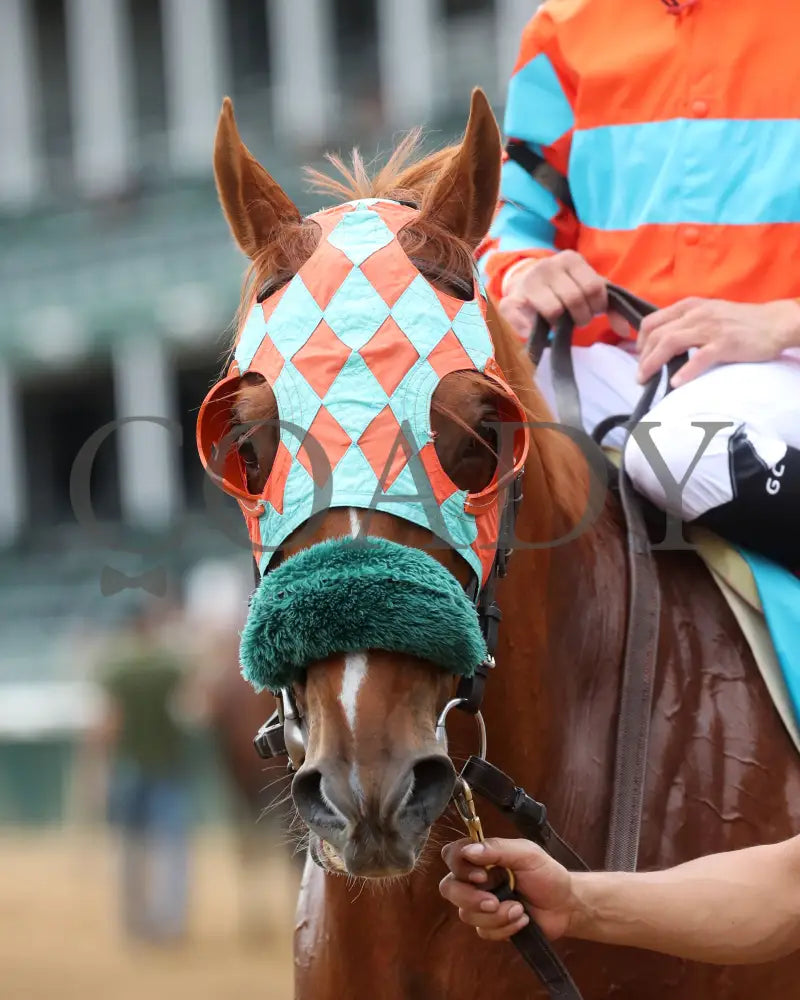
[637, 298, 800, 387]
[440, 838, 576, 942]
[499, 251, 630, 341]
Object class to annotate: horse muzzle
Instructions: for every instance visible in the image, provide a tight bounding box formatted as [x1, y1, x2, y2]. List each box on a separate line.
[293, 751, 456, 878]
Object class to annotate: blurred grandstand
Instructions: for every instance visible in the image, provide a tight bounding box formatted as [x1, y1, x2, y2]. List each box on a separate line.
[0, 0, 535, 825]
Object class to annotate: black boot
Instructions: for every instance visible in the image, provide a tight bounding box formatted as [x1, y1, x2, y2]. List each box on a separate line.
[694, 427, 800, 570]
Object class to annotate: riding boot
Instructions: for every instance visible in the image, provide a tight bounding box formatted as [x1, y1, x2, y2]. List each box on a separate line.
[693, 427, 800, 570]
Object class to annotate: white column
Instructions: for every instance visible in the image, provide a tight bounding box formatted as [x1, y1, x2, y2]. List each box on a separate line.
[0, 0, 42, 209]
[64, 0, 133, 197]
[162, 0, 227, 175]
[377, 0, 439, 130]
[496, 0, 540, 93]
[268, 0, 336, 146]
[112, 338, 180, 529]
[0, 365, 25, 544]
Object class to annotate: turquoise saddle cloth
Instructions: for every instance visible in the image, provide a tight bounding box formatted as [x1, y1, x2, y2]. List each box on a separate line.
[743, 551, 800, 732]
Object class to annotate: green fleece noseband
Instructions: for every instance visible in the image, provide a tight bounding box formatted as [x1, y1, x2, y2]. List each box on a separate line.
[240, 537, 488, 692]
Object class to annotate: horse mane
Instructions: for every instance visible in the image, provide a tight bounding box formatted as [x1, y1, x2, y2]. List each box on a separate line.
[303, 128, 453, 204]
[232, 137, 589, 530]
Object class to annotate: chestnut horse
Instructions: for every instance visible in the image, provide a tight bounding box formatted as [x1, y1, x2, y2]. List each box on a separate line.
[208, 92, 800, 998]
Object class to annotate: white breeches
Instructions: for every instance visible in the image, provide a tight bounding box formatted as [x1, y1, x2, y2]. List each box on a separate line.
[534, 343, 800, 520]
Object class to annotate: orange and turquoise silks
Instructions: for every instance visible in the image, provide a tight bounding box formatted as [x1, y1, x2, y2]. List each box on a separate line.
[479, 0, 800, 346]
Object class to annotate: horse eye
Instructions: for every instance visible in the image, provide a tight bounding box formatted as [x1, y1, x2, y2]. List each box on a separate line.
[464, 423, 497, 456]
[238, 438, 259, 470]
[463, 437, 482, 456]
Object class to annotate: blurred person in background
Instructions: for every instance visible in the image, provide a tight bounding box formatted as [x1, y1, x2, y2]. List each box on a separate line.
[96, 601, 193, 945]
[184, 559, 300, 940]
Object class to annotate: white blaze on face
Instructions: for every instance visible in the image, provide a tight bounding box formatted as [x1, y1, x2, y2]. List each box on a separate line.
[341, 509, 368, 797]
[340, 652, 368, 734]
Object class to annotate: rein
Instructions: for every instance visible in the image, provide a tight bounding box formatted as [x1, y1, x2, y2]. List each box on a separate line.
[250, 281, 685, 1000]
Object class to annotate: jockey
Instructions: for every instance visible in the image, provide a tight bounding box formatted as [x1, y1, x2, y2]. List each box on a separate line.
[480, 0, 800, 568]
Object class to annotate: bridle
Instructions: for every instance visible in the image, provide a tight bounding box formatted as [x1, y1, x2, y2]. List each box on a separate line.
[250, 282, 684, 1000]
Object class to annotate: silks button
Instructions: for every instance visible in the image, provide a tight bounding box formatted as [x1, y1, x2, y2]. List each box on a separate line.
[684, 226, 700, 245]
[691, 99, 709, 117]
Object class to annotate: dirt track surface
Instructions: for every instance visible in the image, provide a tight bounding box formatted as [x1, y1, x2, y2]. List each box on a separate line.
[0, 828, 297, 1000]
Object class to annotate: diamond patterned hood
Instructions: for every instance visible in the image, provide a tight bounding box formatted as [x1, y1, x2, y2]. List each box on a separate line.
[198, 198, 528, 584]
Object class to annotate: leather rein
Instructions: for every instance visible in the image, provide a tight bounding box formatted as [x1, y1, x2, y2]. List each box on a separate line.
[251, 283, 683, 1000]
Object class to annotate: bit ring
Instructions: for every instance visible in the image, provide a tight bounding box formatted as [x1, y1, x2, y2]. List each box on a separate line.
[435, 699, 487, 760]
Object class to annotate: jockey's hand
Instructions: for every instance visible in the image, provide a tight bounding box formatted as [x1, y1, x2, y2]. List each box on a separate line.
[440, 838, 574, 942]
[637, 298, 800, 387]
[499, 251, 630, 341]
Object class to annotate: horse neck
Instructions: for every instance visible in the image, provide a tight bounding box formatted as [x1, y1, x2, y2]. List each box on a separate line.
[486, 311, 629, 848]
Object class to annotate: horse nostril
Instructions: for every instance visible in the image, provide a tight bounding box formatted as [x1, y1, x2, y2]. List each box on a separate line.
[399, 754, 457, 829]
[292, 767, 347, 834]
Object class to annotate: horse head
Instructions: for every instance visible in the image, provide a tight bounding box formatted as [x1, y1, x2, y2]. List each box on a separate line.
[198, 91, 532, 878]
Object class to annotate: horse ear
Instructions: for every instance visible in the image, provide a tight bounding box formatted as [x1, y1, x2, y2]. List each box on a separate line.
[213, 97, 301, 259]
[419, 89, 501, 250]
